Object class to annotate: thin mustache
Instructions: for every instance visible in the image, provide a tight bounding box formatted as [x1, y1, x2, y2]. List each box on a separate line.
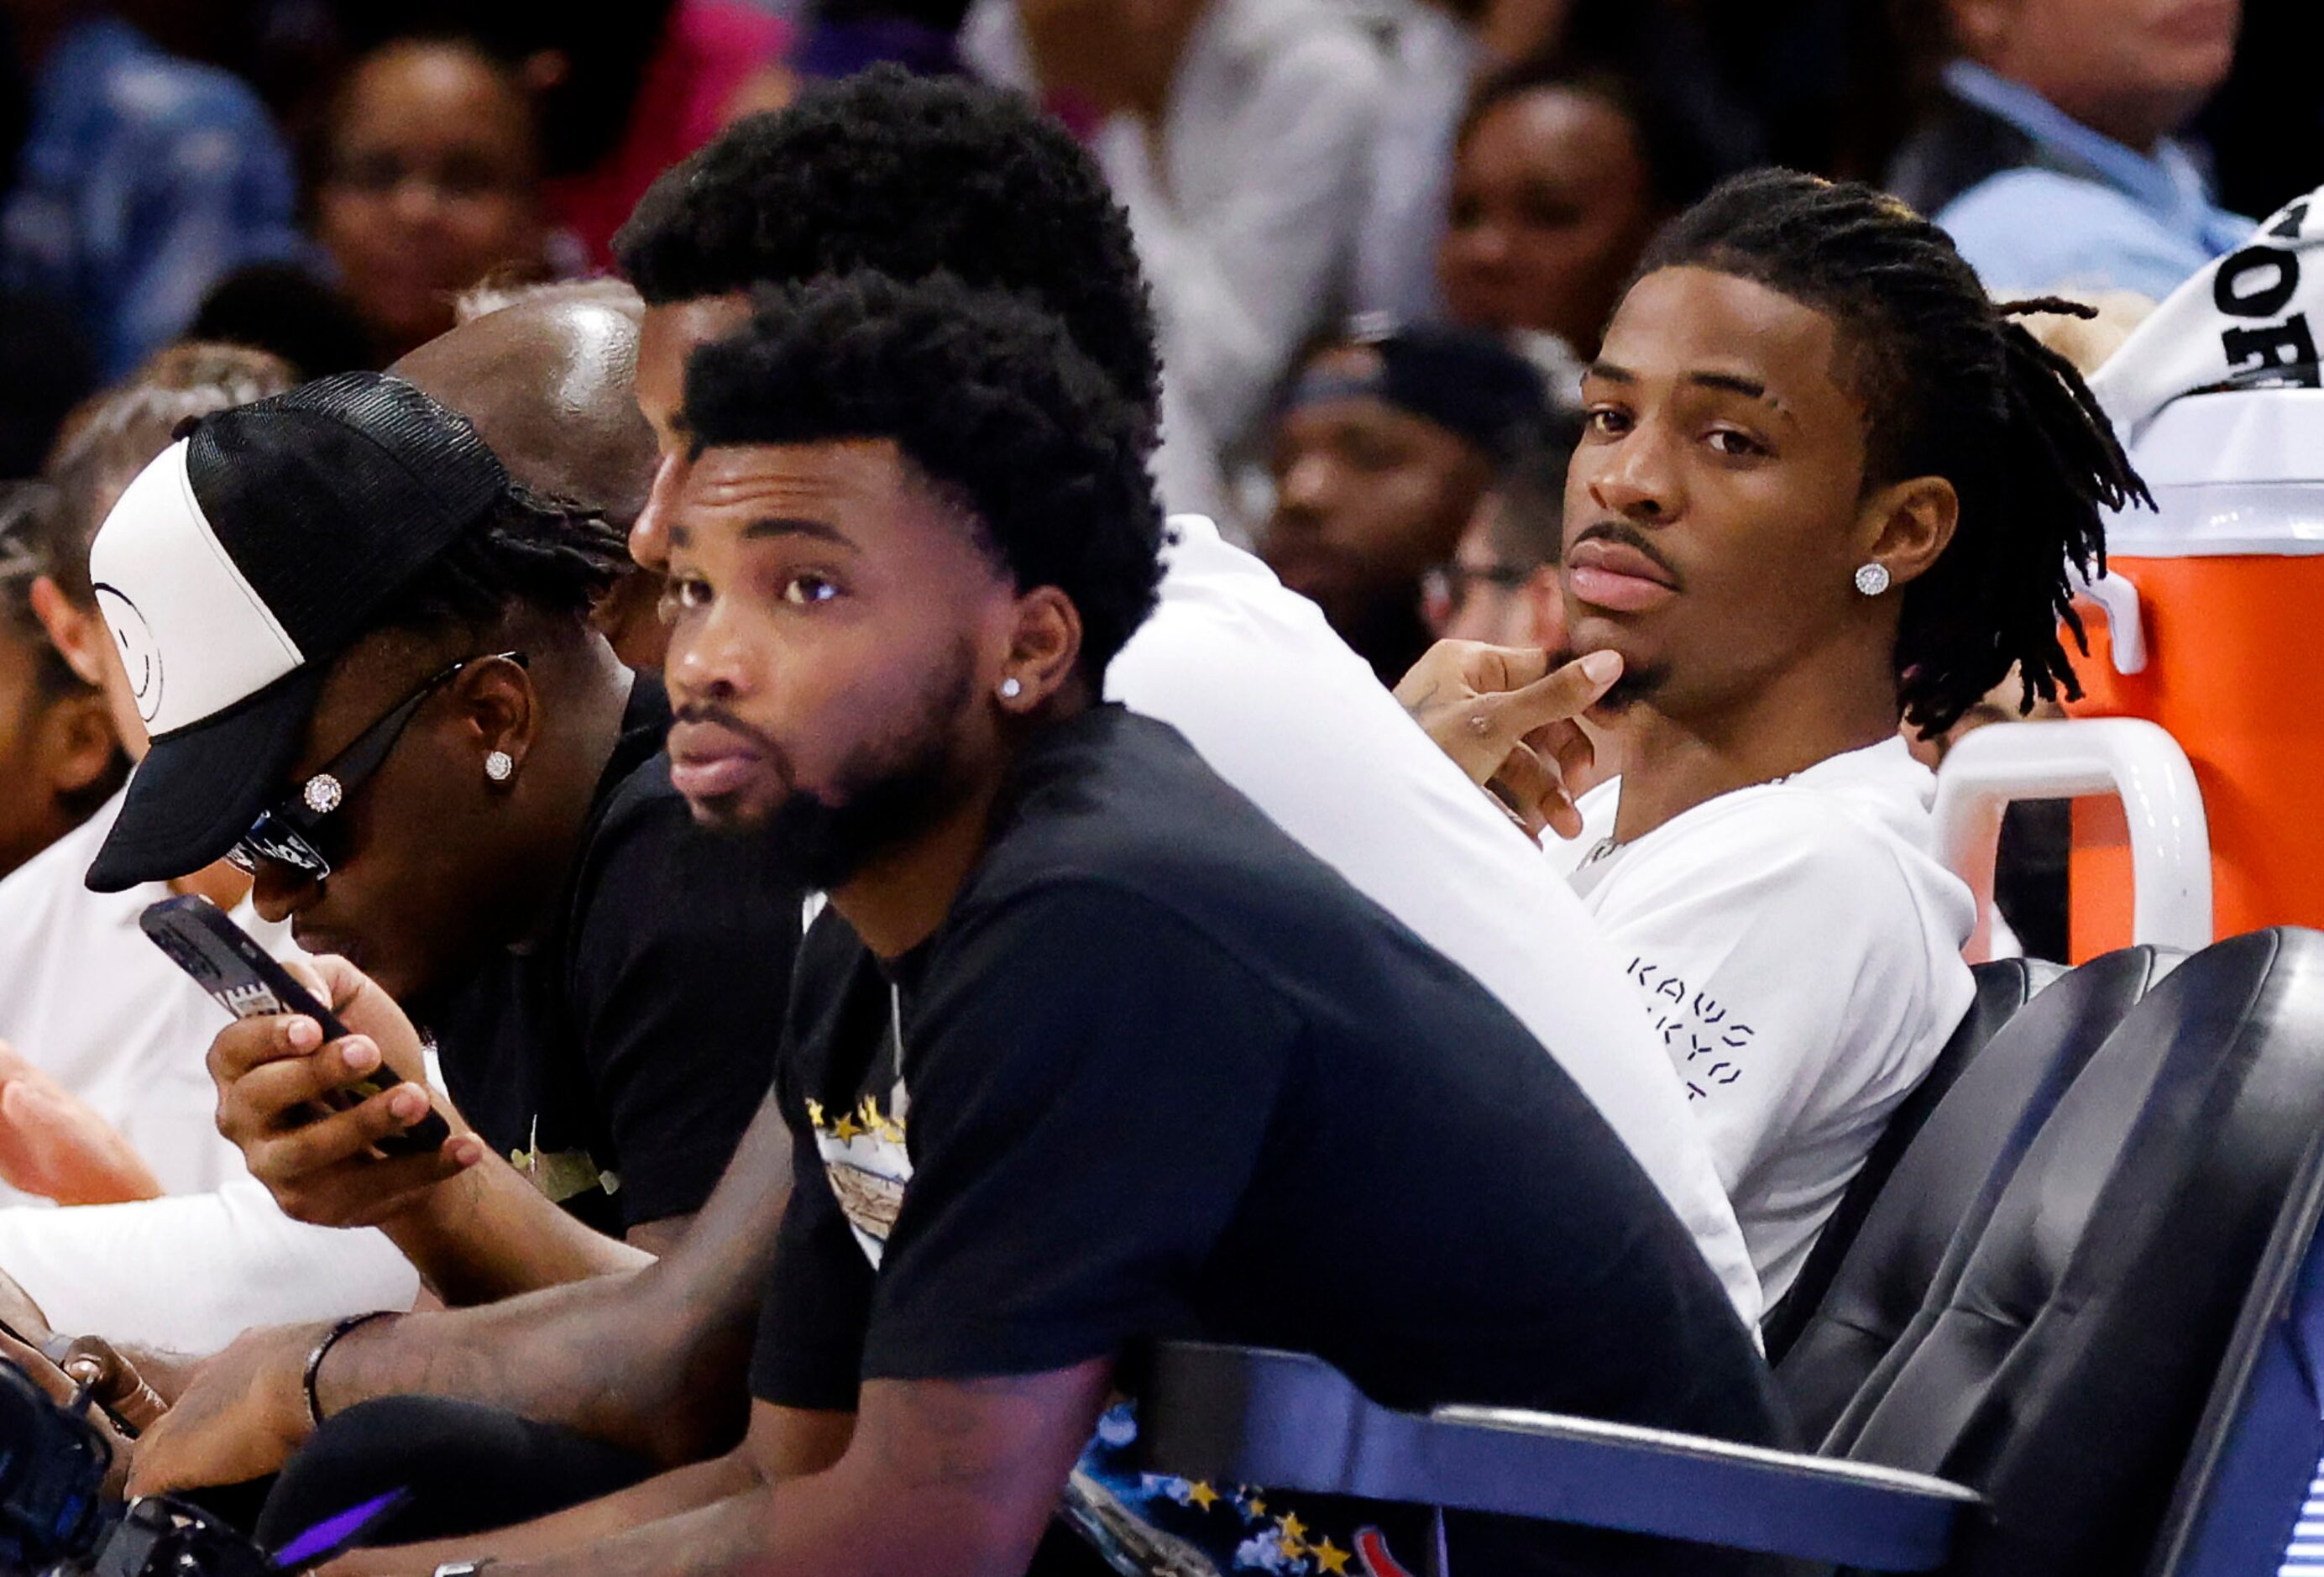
[1569, 521, 1683, 589]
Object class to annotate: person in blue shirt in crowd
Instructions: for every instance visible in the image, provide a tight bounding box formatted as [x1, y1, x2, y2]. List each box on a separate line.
[1, 0, 301, 377]
[1886, 0, 2251, 301]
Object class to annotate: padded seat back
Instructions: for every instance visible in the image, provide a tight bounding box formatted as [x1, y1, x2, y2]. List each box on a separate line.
[2144, 1123, 2324, 1577]
[1763, 957, 2060, 1363]
[1836, 929, 2324, 1576]
[1778, 947, 2172, 1444]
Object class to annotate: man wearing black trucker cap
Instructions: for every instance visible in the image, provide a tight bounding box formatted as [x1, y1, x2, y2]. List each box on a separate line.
[82, 371, 799, 1300]
[1260, 321, 1552, 683]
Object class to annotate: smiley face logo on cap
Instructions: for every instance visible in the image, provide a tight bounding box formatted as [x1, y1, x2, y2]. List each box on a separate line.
[92, 583, 164, 724]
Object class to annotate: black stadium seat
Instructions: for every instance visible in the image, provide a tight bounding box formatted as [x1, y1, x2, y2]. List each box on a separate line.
[1829, 928, 2324, 1572]
[1762, 956, 2063, 1364]
[1132, 929, 2324, 1576]
[1777, 946, 2174, 1443]
[2145, 1089, 2324, 1576]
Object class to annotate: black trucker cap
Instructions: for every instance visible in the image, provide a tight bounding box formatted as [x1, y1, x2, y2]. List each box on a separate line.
[84, 371, 507, 893]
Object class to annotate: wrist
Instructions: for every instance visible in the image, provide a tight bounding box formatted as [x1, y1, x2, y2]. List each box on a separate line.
[306, 1310, 398, 1428]
[378, 1154, 493, 1267]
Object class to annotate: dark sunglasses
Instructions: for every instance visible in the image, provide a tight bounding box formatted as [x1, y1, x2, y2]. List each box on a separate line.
[226, 652, 526, 882]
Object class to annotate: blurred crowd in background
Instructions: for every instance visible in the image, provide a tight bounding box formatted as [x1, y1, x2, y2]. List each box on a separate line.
[0, 0, 2316, 913]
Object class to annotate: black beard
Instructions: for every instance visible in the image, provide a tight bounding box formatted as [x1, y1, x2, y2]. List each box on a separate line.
[1595, 663, 1670, 713]
[741, 640, 978, 894]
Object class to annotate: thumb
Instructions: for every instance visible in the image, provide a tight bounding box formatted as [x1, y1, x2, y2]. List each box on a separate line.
[1480, 650, 1623, 742]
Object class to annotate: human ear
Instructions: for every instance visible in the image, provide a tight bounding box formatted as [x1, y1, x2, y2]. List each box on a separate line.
[1859, 475, 1960, 593]
[29, 578, 106, 690]
[453, 656, 538, 785]
[995, 587, 1085, 713]
[39, 689, 119, 801]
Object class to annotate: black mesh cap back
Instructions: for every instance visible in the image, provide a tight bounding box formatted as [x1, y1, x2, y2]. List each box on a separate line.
[184, 372, 509, 663]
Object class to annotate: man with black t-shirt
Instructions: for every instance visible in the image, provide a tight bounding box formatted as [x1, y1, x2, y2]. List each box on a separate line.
[301, 272, 1778, 1577]
[78, 360, 798, 1309]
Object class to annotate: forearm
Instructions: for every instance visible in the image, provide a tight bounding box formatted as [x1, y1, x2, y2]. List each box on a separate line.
[327, 1094, 791, 1463]
[319, 1258, 756, 1465]
[339, 1365, 1106, 1577]
[332, 1450, 762, 1575]
[384, 1155, 650, 1307]
[487, 1487, 778, 1577]
[437, 1475, 997, 1577]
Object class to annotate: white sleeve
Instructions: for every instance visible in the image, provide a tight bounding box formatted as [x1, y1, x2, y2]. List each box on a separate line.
[1582, 806, 1938, 1201]
[0, 1177, 418, 1355]
[1111, 36, 1385, 454]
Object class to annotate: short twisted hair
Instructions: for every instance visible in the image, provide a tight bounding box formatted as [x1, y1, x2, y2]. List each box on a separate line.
[369, 482, 632, 642]
[683, 272, 1164, 678]
[613, 66, 1160, 449]
[1639, 170, 2148, 735]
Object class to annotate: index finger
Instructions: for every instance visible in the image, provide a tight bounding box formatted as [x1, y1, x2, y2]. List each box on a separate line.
[1480, 650, 1624, 741]
[1455, 642, 1557, 698]
[206, 1013, 326, 1086]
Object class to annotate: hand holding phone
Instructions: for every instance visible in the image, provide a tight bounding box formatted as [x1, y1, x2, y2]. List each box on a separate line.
[140, 896, 453, 1158]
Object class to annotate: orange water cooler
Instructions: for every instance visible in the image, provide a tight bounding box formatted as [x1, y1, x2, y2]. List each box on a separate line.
[2065, 388, 2324, 958]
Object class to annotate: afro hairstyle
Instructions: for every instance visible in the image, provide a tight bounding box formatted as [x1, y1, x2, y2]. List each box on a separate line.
[682, 271, 1165, 680]
[612, 65, 1161, 448]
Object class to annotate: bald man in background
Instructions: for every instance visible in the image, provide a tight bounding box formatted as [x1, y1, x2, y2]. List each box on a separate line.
[423, 282, 667, 672]
[0, 284, 669, 1359]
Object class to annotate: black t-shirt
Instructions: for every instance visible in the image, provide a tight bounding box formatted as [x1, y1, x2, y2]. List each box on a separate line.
[425, 673, 801, 1236]
[751, 705, 1782, 1577]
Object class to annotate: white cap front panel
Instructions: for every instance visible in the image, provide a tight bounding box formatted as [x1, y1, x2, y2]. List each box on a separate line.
[86, 441, 306, 736]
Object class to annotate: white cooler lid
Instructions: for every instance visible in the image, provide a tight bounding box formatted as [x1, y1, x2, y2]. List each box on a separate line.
[2106, 389, 2324, 557]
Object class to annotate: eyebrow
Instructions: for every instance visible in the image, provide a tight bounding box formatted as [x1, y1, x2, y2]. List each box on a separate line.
[1689, 370, 1779, 408]
[744, 516, 855, 548]
[1586, 361, 1787, 413]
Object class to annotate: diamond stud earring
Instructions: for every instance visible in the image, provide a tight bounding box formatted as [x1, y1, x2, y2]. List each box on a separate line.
[484, 750, 516, 783]
[1854, 562, 1891, 597]
[1000, 678, 1023, 699]
[303, 775, 343, 815]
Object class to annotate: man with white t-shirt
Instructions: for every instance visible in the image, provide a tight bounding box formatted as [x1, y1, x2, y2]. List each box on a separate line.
[1415, 170, 2145, 1306]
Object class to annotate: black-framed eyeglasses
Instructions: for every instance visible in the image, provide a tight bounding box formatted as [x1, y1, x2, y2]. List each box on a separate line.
[227, 652, 526, 882]
[1421, 562, 1532, 631]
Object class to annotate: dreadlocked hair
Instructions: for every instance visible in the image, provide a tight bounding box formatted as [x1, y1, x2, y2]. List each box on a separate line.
[1638, 169, 2150, 736]
[370, 480, 632, 641]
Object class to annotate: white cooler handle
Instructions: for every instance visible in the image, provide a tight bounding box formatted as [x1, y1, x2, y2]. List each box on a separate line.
[1933, 718, 2211, 961]
[2070, 566, 2147, 675]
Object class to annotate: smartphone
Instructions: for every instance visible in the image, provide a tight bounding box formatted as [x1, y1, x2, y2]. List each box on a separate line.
[139, 894, 452, 1157]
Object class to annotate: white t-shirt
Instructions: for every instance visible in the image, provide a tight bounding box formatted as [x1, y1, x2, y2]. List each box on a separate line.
[0, 788, 260, 1198]
[963, 0, 1384, 521]
[1547, 738, 1976, 1306]
[0, 787, 417, 1349]
[1110, 518, 1761, 1325]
